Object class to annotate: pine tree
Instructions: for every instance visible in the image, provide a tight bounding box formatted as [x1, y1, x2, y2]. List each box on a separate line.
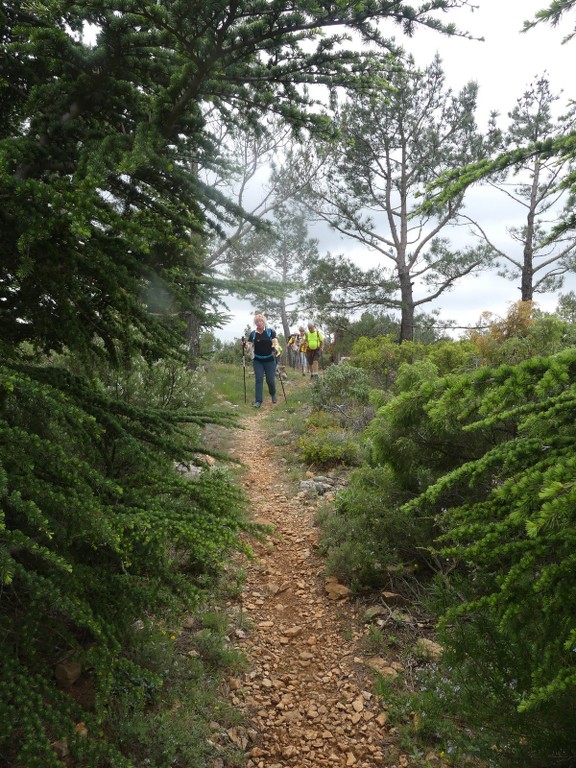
[301, 55, 492, 342]
[465, 76, 576, 300]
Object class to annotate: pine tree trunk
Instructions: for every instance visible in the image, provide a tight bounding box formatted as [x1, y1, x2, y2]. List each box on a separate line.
[521, 164, 539, 301]
[186, 312, 201, 369]
[279, 299, 291, 344]
[398, 269, 415, 343]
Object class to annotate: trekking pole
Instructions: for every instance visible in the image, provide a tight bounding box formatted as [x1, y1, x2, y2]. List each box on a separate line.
[276, 355, 288, 403]
[241, 337, 247, 404]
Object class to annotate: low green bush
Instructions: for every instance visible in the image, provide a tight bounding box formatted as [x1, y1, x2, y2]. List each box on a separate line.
[312, 363, 374, 431]
[0, 361, 247, 767]
[297, 429, 362, 468]
[105, 612, 246, 768]
[305, 410, 341, 431]
[210, 340, 243, 365]
[314, 465, 434, 591]
[362, 347, 576, 767]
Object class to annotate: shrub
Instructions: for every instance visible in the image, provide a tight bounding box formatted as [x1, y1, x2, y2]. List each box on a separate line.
[298, 429, 362, 468]
[368, 388, 388, 410]
[466, 302, 573, 366]
[305, 410, 341, 432]
[351, 336, 427, 389]
[314, 465, 435, 591]
[0, 361, 247, 766]
[393, 358, 439, 394]
[400, 348, 576, 766]
[50, 348, 209, 411]
[211, 341, 242, 365]
[313, 362, 371, 405]
[105, 355, 209, 410]
[312, 363, 374, 431]
[105, 613, 245, 768]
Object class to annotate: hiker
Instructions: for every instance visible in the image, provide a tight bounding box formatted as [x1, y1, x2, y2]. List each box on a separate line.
[286, 331, 300, 369]
[298, 326, 309, 375]
[305, 321, 324, 380]
[287, 327, 307, 373]
[243, 313, 278, 408]
[274, 339, 283, 370]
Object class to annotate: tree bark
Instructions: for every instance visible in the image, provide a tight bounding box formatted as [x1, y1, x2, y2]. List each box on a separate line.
[186, 312, 202, 369]
[521, 161, 540, 301]
[398, 268, 415, 343]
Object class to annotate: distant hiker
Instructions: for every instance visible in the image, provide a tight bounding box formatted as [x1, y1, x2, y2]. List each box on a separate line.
[288, 326, 308, 374]
[242, 313, 278, 408]
[273, 338, 283, 369]
[305, 321, 324, 380]
[287, 330, 299, 368]
[298, 325, 309, 375]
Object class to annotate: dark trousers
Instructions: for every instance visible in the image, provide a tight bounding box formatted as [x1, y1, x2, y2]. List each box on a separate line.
[253, 358, 276, 403]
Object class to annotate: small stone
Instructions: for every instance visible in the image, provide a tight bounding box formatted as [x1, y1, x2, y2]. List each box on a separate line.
[363, 605, 389, 622]
[364, 658, 399, 677]
[325, 580, 351, 599]
[283, 626, 303, 637]
[54, 660, 81, 688]
[414, 637, 443, 661]
[381, 590, 403, 604]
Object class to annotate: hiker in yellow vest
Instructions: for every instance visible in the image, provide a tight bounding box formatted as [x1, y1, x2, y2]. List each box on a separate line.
[297, 325, 309, 375]
[305, 321, 324, 380]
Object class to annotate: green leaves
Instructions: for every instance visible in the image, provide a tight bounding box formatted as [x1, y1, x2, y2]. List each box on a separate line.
[391, 348, 576, 761]
[332, 335, 576, 762]
[0, 360, 247, 764]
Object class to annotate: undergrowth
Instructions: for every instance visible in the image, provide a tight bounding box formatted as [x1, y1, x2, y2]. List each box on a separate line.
[104, 606, 247, 768]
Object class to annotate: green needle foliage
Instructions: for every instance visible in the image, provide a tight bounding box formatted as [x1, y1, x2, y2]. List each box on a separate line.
[395, 349, 576, 766]
[0, 1, 489, 763]
[0, 360, 249, 766]
[320, 330, 576, 763]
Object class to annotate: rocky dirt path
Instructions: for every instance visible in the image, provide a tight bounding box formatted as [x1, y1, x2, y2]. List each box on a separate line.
[220, 410, 408, 768]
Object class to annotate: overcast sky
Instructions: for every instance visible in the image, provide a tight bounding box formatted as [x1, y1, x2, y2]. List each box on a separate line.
[216, 1, 576, 342]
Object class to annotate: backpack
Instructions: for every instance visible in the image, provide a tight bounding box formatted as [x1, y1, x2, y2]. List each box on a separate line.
[249, 328, 272, 342]
[249, 327, 276, 360]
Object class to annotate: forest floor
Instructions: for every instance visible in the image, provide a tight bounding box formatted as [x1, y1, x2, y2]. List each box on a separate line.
[213, 392, 442, 768]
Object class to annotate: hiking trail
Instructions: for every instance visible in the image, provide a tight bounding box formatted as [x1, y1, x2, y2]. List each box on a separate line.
[217, 409, 411, 768]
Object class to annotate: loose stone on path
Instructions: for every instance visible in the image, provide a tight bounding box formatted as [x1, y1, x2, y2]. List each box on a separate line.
[219, 413, 404, 768]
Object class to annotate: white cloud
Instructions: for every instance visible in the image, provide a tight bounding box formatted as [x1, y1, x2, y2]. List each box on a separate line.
[403, 0, 574, 125]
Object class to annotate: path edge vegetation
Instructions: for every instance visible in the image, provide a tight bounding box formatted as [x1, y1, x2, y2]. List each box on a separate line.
[4, 305, 576, 767]
[244, 307, 576, 768]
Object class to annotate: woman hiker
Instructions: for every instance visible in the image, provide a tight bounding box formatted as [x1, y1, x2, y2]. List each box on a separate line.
[242, 313, 278, 408]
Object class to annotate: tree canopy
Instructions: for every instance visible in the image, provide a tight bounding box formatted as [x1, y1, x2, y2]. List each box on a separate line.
[1, 0, 477, 362]
[2, 1, 483, 763]
[460, 76, 576, 301]
[424, 5, 576, 241]
[298, 54, 493, 341]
